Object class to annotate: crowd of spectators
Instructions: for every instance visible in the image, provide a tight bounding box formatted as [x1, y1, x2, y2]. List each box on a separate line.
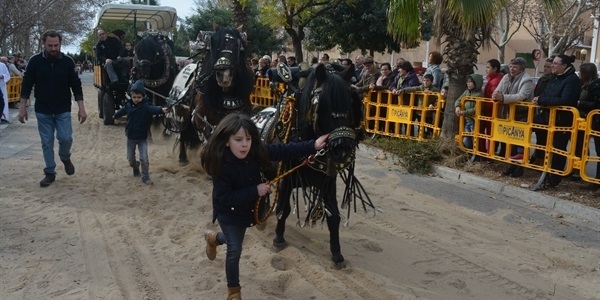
[250, 51, 599, 188]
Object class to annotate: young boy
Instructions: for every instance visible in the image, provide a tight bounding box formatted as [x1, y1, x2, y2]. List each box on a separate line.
[454, 73, 483, 149]
[402, 74, 440, 137]
[113, 80, 168, 185]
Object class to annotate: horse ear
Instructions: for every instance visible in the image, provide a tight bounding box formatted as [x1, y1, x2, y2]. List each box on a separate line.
[315, 63, 327, 84]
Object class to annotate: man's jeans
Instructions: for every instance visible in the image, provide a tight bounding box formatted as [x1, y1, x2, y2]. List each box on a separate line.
[217, 220, 247, 287]
[36, 112, 72, 175]
[105, 62, 119, 83]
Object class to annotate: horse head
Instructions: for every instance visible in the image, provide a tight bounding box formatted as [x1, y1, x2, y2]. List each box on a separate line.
[133, 32, 175, 89]
[300, 63, 363, 167]
[210, 27, 246, 89]
[196, 26, 254, 113]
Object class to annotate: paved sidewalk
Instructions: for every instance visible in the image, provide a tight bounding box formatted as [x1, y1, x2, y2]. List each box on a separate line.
[357, 145, 600, 230]
[434, 165, 600, 226]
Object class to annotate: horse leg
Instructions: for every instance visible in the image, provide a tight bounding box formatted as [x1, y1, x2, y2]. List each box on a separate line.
[326, 212, 344, 264]
[273, 178, 293, 251]
[324, 182, 344, 264]
[178, 138, 188, 166]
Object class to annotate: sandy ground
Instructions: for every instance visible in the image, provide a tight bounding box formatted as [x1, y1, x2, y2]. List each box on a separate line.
[1, 74, 600, 300]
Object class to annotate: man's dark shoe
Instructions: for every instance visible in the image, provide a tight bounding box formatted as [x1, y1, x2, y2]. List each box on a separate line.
[40, 174, 56, 187]
[61, 159, 75, 175]
[142, 177, 153, 185]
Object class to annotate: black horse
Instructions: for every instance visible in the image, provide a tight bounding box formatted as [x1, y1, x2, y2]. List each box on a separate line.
[257, 63, 374, 266]
[132, 32, 177, 106]
[174, 26, 254, 165]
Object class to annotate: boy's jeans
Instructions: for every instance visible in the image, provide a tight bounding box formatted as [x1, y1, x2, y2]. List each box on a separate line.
[463, 119, 474, 149]
[127, 138, 149, 179]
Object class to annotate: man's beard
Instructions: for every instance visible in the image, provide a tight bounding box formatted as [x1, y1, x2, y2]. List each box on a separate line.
[45, 49, 60, 60]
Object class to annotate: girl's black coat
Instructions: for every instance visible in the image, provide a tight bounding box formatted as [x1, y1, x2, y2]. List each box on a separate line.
[212, 141, 316, 227]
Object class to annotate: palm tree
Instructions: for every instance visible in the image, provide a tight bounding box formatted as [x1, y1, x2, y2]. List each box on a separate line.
[230, 0, 248, 30]
[387, 0, 563, 138]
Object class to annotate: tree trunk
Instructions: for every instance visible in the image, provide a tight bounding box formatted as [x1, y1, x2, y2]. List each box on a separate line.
[230, 0, 248, 30]
[286, 26, 305, 63]
[440, 24, 481, 139]
[498, 45, 505, 63]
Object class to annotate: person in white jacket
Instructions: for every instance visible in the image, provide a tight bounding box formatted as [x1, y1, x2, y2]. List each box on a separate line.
[0, 61, 10, 123]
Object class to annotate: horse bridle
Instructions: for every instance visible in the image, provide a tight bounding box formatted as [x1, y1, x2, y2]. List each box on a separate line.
[135, 35, 173, 88]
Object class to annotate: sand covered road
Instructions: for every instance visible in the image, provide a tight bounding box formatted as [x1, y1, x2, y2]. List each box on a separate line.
[1, 73, 599, 299]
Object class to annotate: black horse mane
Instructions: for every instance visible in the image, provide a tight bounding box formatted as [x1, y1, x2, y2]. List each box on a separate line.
[298, 63, 361, 137]
[199, 27, 254, 110]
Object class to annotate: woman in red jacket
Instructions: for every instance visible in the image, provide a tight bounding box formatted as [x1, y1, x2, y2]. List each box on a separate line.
[479, 59, 503, 156]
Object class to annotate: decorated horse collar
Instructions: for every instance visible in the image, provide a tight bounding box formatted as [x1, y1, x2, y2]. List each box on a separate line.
[222, 94, 244, 110]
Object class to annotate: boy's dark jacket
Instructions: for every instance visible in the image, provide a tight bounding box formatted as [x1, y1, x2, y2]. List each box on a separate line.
[113, 98, 163, 139]
[212, 141, 316, 227]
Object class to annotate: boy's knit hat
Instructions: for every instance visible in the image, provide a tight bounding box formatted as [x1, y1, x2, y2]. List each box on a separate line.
[129, 80, 145, 96]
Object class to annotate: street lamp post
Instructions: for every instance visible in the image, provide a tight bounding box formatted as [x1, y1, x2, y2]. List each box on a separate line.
[581, 49, 588, 63]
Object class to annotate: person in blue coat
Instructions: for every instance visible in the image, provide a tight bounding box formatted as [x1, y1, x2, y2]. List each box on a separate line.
[113, 80, 167, 185]
[200, 113, 328, 300]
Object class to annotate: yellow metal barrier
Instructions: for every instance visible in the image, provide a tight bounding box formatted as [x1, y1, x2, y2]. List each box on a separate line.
[7, 76, 22, 103]
[455, 97, 580, 177]
[250, 77, 284, 107]
[364, 89, 444, 141]
[580, 110, 600, 184]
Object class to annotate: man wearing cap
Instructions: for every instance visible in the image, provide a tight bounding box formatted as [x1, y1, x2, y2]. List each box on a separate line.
[351, 56, 380, 98]
[95, 28, 123, 84]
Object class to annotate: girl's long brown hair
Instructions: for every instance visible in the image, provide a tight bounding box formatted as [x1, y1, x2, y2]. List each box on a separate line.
[200, 113, 270, 177]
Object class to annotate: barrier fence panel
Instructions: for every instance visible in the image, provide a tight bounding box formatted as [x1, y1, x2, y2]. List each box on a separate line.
[93, 65, 103, 87]
[580, 110, 600, 184]
[456, 97, 581, 178]
[364, 90, 444, 141]
[250, 77, 284, 108]
[7, 76, 22, 103]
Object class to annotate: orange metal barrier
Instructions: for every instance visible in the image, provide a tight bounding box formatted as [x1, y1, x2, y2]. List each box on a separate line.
[250, 77, 285, 108]
[363, 89, 444, 141]
[7, 76, 22, 103]
[455, 97, 581, 178]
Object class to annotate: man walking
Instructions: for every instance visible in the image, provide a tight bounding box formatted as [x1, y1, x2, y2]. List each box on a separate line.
[18, 29, 87, 187]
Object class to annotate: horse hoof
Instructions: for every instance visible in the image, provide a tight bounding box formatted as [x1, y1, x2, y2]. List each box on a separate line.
[331, 253, 345, 264]
[273, 238, 287, 251]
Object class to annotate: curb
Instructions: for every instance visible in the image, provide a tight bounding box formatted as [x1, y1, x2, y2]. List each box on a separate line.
[434, 165, 600, 227]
